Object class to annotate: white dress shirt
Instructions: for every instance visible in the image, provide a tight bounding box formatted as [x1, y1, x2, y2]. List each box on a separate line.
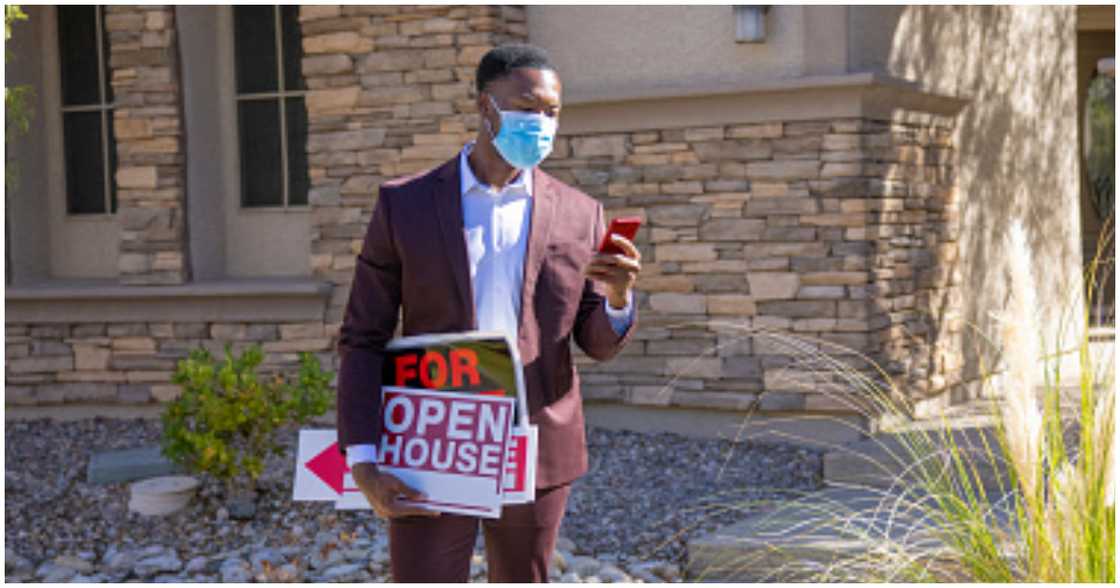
[347, 143, 634, 466]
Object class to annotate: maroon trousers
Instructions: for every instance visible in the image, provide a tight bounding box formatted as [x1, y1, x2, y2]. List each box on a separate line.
[388, 484, 571, 582]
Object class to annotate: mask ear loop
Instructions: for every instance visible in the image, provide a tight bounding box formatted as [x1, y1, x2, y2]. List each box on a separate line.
[483, 94, 502, 140]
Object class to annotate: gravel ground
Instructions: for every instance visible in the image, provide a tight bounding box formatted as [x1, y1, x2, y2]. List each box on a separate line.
[567, 428, 824, 563]
[4, 417, 823, 582]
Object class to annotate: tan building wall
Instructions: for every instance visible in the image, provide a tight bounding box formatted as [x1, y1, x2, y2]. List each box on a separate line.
[6, 5, 1094, 432]
[528, 5, 848, 103]
[852, 5, 1087, 388]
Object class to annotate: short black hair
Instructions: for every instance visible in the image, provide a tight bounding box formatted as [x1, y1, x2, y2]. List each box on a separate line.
[475, 43, 557, 94]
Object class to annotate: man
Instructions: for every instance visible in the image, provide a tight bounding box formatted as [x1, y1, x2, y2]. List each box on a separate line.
[335, 43, 642, 582]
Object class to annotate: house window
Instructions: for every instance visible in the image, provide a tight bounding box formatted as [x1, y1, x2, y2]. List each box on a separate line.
[232, 5, 308, 208]
[57, 5, 116, 215]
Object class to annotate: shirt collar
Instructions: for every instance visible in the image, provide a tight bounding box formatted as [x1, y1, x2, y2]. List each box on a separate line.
[459, 142, 533, 199]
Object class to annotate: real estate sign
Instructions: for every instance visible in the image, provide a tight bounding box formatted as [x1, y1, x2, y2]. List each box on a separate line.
[293, 331, 537, 516]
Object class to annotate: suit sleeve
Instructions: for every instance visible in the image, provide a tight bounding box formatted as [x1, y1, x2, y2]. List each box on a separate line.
[572, 201, 638, 361]
[335, 187, 401, 456]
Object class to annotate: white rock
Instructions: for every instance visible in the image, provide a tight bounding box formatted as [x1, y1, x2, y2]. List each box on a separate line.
[37, 562, 76, 582]
[133, 553, 183, 577]
[628, 562, 668, 583]
[341, 547, 370, 561]
[220, 558, 252, 583]
[599, 563, 629, 583]
[368, 549, 390, 569]
[655, 562, 682, 581]
[584, 575, 602, 583]
[221, 565, 252, 583]
[103, 548, 137, 571]
[560, 571, 581, 583]
[320, 562, 364, 581]
[555, 536, 577, 553]
[273, 563, 304, 582]
[185, 556, 208, 573]
[53, 555, 93, 574]
[138, 544, 167, 557]
[569, 555, 602, 577]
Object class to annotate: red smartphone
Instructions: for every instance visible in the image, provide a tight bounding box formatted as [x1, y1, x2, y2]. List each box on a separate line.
[598, 216, 642, 255]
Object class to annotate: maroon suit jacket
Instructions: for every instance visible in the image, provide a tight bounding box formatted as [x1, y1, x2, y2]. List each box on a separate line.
[335, 154, 638, 488]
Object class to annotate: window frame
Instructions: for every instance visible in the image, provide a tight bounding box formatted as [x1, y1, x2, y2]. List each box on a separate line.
[57, 4, 116, 217]
[231, 4, 308, 210]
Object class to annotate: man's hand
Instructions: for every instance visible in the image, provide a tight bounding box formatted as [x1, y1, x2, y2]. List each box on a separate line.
[351, 462, 441, 519]
[585, 234, 642, 309]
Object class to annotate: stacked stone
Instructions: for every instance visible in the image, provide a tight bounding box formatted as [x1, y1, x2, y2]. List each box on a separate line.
[5, 321, 333, 405]
[860, 118, 963, 405]
[547, 116, 961, 416]
[106, 6, 190, 285]
[7, 6, 966, 422]
[5, 6, 539, 409]
[299, 5, 528, 330]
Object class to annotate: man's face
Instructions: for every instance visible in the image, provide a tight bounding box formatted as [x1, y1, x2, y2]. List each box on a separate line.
[479, 67, 562, 135]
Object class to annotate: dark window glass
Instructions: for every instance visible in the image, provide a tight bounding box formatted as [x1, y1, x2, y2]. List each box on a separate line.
[239, 100, 283, 207]
[101, 12, 113, 104]
[62, 111, 106, 214]
[58, 6, 114, 215]
[286, 97, 309, 205]
[235, 5, 309, 208]
[233, 5, 278, 94]
[57, 6, 100, 106]
[280, 5, 304, 92]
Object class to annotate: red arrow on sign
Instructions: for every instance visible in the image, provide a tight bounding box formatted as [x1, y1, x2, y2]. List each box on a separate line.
[304, 441, 351, 494]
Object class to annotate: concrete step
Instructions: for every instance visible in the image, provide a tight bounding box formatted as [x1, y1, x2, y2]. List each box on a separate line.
[822, 424, 1010, 494]
[87, 445, 184, 485]
[686, 484, 1014, 582]
[831, 381, 1093, 493]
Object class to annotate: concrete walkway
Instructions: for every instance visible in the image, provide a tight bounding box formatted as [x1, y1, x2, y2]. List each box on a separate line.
[685, 374, 1104, 581]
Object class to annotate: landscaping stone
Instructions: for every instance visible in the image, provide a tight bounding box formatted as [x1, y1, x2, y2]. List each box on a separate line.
[87, 445, 183, 485]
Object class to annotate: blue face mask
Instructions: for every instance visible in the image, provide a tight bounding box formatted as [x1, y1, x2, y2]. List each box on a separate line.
[485, 94, 558, 170]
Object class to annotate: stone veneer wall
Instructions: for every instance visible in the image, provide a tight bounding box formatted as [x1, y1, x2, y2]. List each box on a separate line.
[106, 5, 190, 285]
[543, 116, 961, 416]
[4, 5, 531, 406]
[7, 6, 964, 420]
[5, 322, 333, 405]
[299, 5, 528, 325]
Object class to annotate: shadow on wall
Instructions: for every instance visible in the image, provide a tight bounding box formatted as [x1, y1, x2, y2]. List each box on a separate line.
[870, 6, 1085, 399]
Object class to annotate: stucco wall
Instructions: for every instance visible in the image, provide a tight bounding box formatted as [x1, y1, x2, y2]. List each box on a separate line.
[5, 7, 52, 283]
[6, 6, 120, 282]
[526, 6, 848, 103]
[851, 5, 1086, 387]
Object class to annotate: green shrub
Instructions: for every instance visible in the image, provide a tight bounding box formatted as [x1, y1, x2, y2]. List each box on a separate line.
[160, 343, 333, 496]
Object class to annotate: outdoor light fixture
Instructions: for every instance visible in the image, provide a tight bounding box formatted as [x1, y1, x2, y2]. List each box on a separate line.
[734, 5, 770, 43]
[1099, 57, 1115, 78]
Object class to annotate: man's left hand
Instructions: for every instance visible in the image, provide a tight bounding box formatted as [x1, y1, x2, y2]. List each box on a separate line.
[585, 234, 642, 309]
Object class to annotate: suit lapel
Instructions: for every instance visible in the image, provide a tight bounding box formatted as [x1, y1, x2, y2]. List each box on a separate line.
[518, 167, 558, 334]
[432, 156, 476, 329]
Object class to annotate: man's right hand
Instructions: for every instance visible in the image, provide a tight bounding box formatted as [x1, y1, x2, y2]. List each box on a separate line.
[350, 462, 441, 519]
